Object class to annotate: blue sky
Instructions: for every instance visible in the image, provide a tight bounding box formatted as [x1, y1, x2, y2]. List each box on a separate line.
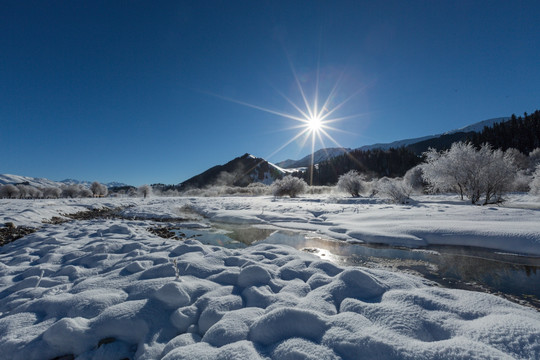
[1, 1, 539, 186]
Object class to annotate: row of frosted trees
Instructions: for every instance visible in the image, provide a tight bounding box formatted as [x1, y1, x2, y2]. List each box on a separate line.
[0, 182, 154, 199]
[0, 182, 108, 199]
[335, 143, 540, 204]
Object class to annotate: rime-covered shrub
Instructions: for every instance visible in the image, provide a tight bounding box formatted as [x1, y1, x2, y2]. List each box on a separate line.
[376, 178, 412, 204]
[512, 171, 533, 192]
[246, 182, 270, 196]
[0, 184, 20, 199]
[79, 188, 93, 197]
[529, 148, 540, 170]
[271, 175, 306, 198]
[138, 184, 152, 198]
[336, 170, 365, 197]
[530, 165, 540, 196]
[403, 165, 425, 194]
[504, 148, 529, 170]
[421, 142, 516, 204]
[61, 184, 80, 198]
[16, 184, 42, 198]
[90, 181, 108, 197]
[305, 186, 335, 195]
[43, 187, 62, 199]
[61, 184, 92, 198]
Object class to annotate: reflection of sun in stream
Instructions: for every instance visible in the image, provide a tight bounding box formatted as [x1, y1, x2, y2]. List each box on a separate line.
[301, 247, 340, 263]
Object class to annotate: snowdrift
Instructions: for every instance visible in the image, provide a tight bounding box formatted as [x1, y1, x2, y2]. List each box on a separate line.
[1, 219, 539, 359]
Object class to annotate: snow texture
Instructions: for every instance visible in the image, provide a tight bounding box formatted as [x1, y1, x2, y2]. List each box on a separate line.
[0, 196, 539, 359]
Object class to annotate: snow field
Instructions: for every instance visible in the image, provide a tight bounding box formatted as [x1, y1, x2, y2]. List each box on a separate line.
[1, 219, 539, 359]
[2, 194, 540, 256]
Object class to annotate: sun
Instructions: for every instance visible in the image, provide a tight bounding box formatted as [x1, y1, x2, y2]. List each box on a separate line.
[307, 114, 322, 131]
[210, 62, 363, 185]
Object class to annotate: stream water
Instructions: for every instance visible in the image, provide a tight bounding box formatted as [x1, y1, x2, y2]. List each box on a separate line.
[173, 225, 540, 309]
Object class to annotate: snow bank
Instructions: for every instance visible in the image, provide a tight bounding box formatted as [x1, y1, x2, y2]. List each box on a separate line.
[2, 194, 540, 256]
[1, 219, 539, 359]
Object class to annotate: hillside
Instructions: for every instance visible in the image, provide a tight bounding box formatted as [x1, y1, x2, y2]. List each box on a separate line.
[0, 174, 63, 188]
[179, 153, 289, 189]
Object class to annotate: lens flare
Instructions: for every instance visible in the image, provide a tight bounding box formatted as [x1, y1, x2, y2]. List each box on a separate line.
[208, 63, 364, 185]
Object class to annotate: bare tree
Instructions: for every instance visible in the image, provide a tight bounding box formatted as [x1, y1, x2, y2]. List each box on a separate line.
[336, 170, 365, 197]
[271, 176, 306, 198]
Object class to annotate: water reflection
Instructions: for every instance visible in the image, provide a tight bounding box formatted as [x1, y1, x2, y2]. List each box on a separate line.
[174, 226, 540, 309]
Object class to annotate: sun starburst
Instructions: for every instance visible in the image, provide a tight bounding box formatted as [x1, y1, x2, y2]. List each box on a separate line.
[209, 64, 363, 185]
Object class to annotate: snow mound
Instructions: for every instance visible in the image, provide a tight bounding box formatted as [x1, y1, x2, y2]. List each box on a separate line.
[1, 220, 539, 359]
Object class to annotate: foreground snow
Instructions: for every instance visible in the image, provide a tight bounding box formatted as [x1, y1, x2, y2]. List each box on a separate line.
[1, 218, 539, 359]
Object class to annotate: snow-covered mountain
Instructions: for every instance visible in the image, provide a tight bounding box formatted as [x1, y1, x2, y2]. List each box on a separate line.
[0, 174, 128, 188]
[179, 153, 293, 189]
[357, 117, 509, 152]
[59, 179, 128, 188]
[276, 147, 351, 169]
[0, 174, 63, 188]
[444, 117, 509, 135]
[277, 117, 510, 168]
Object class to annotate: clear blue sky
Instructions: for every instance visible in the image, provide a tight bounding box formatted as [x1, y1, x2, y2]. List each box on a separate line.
[1, 1, 539, 186]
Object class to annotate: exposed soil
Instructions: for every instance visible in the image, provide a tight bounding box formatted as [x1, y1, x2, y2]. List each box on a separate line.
[147, 225, 184, 240]
[0, 206, 192, 247]
[0, 223, 37, 246]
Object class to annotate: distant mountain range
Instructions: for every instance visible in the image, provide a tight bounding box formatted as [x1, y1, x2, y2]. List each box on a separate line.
[59, 179, 128, 188]
[277, 117, 510, 168]
[0, 116, 515, 190]
[275, 147, 351, 169]
[179, 116, 512, 189]
[0, 174, 128, 188]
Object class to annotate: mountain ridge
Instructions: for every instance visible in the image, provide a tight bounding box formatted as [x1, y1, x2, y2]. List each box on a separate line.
[277, 116, 510, 168]
[178, 153, 292, 189]
[0, 174, 128, 189]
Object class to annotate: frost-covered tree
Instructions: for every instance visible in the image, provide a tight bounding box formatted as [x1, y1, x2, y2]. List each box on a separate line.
[16, 184, 30, 198]
[0, 184, 20, 199]
[421, 142, 474, 199]
[16, 185, 42, 199]
[376, 178, 412, 204]
[271, 176, 306, 198]
[504, 148, 529, 170]
[530, 165, 540, 196]
[43, 187, 62, 199]
[421, 142, 516, 205]
[61, 184, 81, 198]
[336, 170, 365, 197]
[138, 184, 152, 198]
[512, 171, 533, 192]
[529, 148, 540, 170]
[79, 188, 93, 198]
[403, 165, 425, 194]
[91, 181, 108, 197]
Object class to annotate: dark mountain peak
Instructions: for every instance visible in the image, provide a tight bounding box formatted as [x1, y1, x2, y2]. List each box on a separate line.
[179, 154, 287, 189]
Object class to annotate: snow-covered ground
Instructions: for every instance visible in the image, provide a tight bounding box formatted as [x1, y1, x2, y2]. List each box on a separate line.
[1, 195, 539, 359]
